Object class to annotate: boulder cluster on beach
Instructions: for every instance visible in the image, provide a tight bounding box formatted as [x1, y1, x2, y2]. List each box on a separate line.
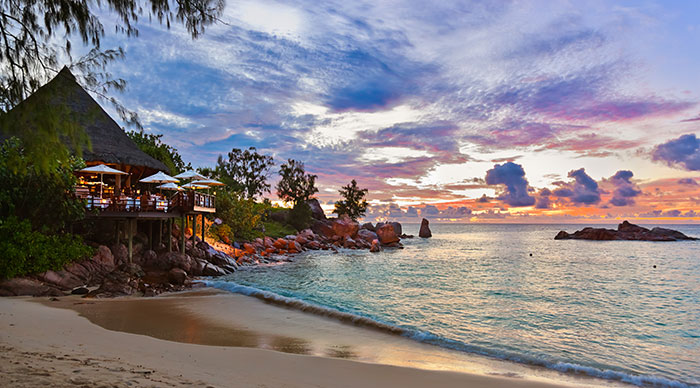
[0, 211, 434, 298]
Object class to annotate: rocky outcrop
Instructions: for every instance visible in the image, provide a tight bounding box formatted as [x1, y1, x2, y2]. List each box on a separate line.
[361, 222, 375, 232]
[376, 222, 402, 236]
[307, 198, 327, 220]
[0, 277, 63, 297]
[357, 229, 379, 244]
[555, 221, 698, 241]
[331, 215, 359, 239]
[419, 218, 432, 238]
[376, 224, 400, 245]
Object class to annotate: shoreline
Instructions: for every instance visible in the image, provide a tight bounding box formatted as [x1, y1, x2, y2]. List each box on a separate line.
[0, 288, 631, 387]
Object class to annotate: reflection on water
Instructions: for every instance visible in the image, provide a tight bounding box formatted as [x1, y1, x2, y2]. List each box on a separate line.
[223, 223, 700, 387]
[324, 345, 357, 359]
[61, 297, 348, 358]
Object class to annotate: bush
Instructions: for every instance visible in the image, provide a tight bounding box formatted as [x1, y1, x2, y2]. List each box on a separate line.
[262, 221, 297, 238]
[215, 191, 265, 242]
[210, 223, 233, 244]
[0, 137, 86, 233]
[0, 217, 94, 279]
[288, 202, 312, 231]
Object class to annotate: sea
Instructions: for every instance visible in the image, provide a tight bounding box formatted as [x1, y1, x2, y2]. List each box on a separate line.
[207, 223, 700, 387]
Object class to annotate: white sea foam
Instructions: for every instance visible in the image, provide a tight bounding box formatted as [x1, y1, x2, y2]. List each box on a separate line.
[205, 279, 696, 388]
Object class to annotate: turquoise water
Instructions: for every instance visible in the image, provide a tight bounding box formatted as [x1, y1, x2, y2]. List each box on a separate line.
[208, 224, 700, 387]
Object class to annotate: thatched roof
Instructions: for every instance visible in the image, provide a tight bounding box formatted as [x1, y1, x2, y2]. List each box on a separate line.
[3, 67, 168, 171]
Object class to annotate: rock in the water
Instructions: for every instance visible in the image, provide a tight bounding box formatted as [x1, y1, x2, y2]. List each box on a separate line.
[369, 239, 382, 252]
[331, 215, 360, 239]
[357, 228, 379, 243]
[555, 221, 698, 241]
[307, 198, 327, 220]
[389, 222, 402, 236]
[376, 224, 400, 245]
[419, 218, 432, 238]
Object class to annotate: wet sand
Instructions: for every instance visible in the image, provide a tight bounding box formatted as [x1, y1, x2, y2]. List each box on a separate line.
[0, 290, 627, 387]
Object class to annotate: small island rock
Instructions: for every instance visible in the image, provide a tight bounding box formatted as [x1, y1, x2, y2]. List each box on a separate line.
[555, 221, 697, 241]
[419, 218, 432, 238]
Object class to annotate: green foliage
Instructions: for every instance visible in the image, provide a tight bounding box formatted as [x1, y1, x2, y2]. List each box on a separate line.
[215, 147, 274, 199]
[262, 220, 297, 239]
[210, 223, 233, 244]
[1, 0, 226, 173]
[0, 217, 94, 279]
[276, 159, 318, 206]
[334, 179, 369, 221]
[1, 0, 224, 112]
[289, 203, 312, 231]
[0, 138, 86, 233]
[127, 130, 191, 175]
[215, 190, 265, 242]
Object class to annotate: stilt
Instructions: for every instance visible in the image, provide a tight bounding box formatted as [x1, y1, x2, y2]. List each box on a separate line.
[128, 219, 134, 263]
[158, 219, 163, 249]
[180, 215, 185, 253]
[201, 214, 205, 243]
[168, 218, 173, 252]
[192, 214, 197, 244]
[148, 220, 153, 250]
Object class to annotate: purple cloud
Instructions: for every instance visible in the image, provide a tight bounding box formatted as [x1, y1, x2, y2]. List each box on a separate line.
[652, 134, 700, 171]
[608, 170, 641, 207]
[485, 162, 535, 207]
[535, 188, 552, 209]
[678, 178, 698, 185]
[554, 168, 601, 205]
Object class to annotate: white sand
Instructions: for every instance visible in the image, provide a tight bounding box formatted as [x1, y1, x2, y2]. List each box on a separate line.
[0, 293, 619, 387]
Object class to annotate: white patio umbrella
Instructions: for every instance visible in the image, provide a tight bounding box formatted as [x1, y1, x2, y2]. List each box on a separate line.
[140, 171, 179, 195]
[181, 182, 209, 190]
[192, 178, 225, 187]
[156, 182, 184, 191]
[192, 178, 225, 195]
[174, 170, 206, 180]
[78, 164, 128, 198]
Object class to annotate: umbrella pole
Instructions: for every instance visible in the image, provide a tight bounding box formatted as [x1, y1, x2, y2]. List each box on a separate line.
[100, 173, 103, 198]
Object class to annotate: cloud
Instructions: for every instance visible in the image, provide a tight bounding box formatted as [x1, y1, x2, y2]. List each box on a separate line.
[553, 168, 601, 205]
[680, 114, 700, 122]
[608, 170, 641, 207]
[535, 188, 552, 209]
[485, 162, 535, 207]
[678, 178, 698, 185]
[652, 134, 700, 171]
[476, 194, 490, 203]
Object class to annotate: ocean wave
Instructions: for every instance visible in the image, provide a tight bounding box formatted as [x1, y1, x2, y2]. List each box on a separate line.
[205, 280, 696, 388]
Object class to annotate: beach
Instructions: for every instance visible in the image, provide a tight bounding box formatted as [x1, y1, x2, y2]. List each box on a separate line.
[0, 289, 621, 388]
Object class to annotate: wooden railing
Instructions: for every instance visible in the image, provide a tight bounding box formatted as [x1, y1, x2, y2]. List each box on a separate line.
[77, 187, 216, 214]
[171, 191, 216, 213]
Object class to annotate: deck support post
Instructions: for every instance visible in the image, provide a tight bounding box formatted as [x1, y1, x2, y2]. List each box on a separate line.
[128, 219, 134, 263]
[167, 218, 173, 253]
[201, 214, 205, 243]
[180, 215, 185, 254]
[192, 214, 197, 244]
[158, 219, 163, 249]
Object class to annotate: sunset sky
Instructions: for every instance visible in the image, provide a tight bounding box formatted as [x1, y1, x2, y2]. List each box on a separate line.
[93, 0, 699, 222]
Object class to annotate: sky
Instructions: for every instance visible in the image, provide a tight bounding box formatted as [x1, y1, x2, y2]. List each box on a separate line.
[90, 0, 700, 223]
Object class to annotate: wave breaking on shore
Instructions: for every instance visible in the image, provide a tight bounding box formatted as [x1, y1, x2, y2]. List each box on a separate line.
[206, 280, 695, 388]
